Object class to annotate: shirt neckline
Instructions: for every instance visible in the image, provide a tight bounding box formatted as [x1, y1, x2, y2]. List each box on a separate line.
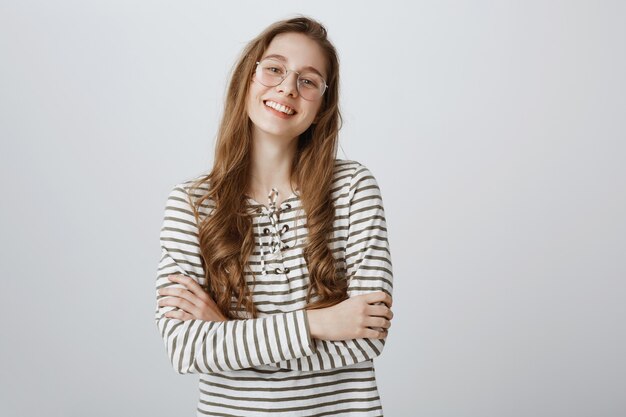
[245, 190, 300, 212]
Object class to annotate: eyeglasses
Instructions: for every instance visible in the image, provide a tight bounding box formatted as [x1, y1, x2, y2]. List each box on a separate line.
[254, 58, 328, 101]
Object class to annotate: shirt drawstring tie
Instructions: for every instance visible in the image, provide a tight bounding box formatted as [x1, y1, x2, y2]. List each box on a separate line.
[257, 188, 295, 276]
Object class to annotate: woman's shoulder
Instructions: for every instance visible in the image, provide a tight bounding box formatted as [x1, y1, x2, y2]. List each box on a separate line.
[165, 170, 214, 213]
[173, 171, 211, 195]
[333, 158, 360, 170]
[332, 158, 379, 185]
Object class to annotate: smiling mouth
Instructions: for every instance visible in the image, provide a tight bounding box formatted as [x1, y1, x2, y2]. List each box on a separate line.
[263, 100, 297, 115]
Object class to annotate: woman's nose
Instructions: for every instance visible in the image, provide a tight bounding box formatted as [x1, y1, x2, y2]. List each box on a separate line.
[276, 72, 299, 97]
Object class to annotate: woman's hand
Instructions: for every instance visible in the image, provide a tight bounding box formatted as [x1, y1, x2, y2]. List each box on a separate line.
[157, 274, 228, 322]
[306, 291, 393, 341]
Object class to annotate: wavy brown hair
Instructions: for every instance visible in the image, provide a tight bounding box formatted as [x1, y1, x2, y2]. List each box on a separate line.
[187, 15, 347, 319]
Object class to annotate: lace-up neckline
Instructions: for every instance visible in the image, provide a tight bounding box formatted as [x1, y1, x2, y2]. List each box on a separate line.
[249, 188, 299, 276]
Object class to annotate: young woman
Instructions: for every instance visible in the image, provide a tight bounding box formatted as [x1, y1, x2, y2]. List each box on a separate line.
[155, 16, 394, 416]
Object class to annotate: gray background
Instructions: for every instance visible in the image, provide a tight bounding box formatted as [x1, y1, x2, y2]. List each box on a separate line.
[1, 1, 625, 416]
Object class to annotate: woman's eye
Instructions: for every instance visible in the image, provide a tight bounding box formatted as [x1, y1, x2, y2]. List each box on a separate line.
[300, 78, 318, 88]
[267, 66, 283, 74]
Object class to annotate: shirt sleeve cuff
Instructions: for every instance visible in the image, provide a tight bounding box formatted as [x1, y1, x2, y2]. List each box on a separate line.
[298, 309, 318, 355]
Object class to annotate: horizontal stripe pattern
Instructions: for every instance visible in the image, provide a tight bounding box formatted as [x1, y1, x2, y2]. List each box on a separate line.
[155, 159, 393, 416]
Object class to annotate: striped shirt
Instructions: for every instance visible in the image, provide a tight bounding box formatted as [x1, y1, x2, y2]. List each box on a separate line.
[155, 159, 394, 416]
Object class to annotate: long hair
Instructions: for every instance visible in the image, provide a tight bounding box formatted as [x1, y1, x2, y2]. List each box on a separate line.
[188, 15, 346, 319]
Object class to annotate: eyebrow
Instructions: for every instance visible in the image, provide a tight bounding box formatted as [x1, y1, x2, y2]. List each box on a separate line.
[261, 54, 326, 80]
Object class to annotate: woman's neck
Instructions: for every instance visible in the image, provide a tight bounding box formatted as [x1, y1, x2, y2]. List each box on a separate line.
[248, 134, 298, 198]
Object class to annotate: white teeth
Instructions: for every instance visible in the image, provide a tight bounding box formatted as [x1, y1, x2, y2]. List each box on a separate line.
[265, 100, 295, 115]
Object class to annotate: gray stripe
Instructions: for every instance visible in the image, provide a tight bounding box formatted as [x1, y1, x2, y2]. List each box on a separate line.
[262, 318, 276, 363]
[273, 314, 287, 362]
[241, 320, 252, 368]
[232, 320, 244, 369]
[167, 320, 183, 365]
[291, 311, 306, 357]
[198, 365, 374, 384]
[213, 323, 224, 372]
[200, 385, 379, 402]
[199, 395, 382, 413]
[222, 322, 234, 370]
[306, 405, 383, 417]
[284, 312, 297, 359]
[363, 337, 382, 356]
[339, 341, 352, 366]
[322, 340, 336, 368]
[341, 339, 358, 363]
[177, 319, 194, 372]
[196, 406, 243, 417]
[200, 321, 215, 373]
[201, 376, 376, 393]
[252, 318, 263, 365]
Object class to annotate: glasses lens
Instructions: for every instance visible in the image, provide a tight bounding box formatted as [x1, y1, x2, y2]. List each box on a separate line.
[297, 72, 325, 101]
[257, 59, 285, 87]
[256, 59, 327, 100]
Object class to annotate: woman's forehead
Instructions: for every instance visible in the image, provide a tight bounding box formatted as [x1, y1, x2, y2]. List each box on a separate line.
[263, 33, 328, 78]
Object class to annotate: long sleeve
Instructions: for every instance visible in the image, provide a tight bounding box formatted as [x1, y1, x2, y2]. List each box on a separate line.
[155, 184, 318, 374]
[271, 163, 394, 371]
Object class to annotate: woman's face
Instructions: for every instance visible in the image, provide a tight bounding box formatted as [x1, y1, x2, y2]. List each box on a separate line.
[246, 32, 328, 144]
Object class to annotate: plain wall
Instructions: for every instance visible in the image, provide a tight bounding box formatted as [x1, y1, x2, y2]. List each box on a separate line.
[1, 1, 624, 416]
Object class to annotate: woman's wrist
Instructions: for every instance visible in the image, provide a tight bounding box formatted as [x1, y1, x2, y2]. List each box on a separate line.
[305, 308, 323, 339]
